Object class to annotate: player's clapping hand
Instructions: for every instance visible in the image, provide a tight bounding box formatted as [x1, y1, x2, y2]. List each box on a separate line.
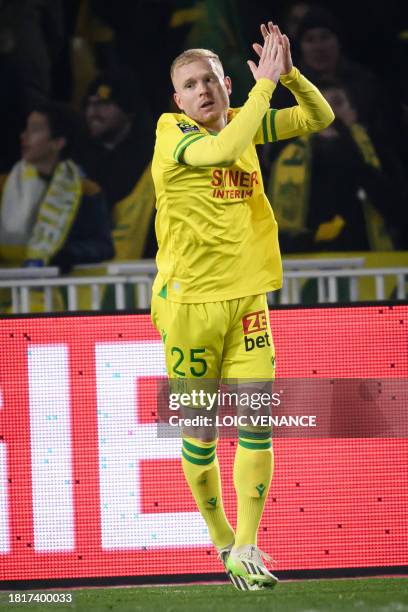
[247, 29, 285, 84]
[252, 22, 293, 77]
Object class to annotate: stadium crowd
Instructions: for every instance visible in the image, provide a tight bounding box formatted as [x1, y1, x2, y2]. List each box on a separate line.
[0, 0, 406, 298]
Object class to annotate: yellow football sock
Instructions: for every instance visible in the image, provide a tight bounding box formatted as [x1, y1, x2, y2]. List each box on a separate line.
[182, 436, 235, 549]
[233, 428, 274, 547]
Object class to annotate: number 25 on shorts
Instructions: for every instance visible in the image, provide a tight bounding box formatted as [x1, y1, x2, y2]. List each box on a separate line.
[171, 347, 208, 377]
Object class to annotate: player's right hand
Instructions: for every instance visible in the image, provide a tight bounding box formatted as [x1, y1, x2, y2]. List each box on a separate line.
[258, 22, 293, 76]
[247, 28, 284, 84]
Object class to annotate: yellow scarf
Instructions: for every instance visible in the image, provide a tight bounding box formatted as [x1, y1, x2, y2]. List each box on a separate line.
[112, 163, 156, 260]
[267, 136, 311, 236]
[0, 160, 82, 265]
[269, 124, 393, 250]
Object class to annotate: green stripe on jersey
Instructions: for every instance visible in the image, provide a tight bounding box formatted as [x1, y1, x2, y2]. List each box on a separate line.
[176, 134, 205, 162]
[270, 108, 277, 141]
[173, 133, 195, 160]
[173, 133, 205, 162]
[262, 114, 268, 143]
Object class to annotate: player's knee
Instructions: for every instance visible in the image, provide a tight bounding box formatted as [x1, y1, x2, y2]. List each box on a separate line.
[182, 425, 217, 443]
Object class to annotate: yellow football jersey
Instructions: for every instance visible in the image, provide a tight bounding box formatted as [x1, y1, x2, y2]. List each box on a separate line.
[151, 69, 334, 303]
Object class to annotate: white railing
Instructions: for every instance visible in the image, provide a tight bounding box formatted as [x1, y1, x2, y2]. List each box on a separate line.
[0, 258, 407, 314]
[274, 257, 366, 305]
[273, 267, 408, 305]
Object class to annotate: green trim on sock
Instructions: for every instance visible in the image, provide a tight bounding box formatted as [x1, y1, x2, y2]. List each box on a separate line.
[183, 439, 216, 456]
[182, 448, 216, 465]
[238, 439, 272, 450]
[238, 429, 272, 440]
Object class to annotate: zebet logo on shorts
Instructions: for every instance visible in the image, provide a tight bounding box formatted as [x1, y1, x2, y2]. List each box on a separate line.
[242, 310, 271, 351]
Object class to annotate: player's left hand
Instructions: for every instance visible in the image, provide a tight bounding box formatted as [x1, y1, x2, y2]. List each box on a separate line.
[253, 21, 293, 76]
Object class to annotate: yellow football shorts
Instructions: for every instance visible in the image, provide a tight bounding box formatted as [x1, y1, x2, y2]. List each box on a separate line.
[151, 293, 275, 380]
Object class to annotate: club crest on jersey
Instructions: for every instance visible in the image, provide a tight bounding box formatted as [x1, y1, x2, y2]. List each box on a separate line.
[177, 121, 200, 134]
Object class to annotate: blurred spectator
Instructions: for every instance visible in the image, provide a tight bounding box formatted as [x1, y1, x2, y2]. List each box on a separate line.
[0, 102, 113, 275]
[0, 29, 27, 171]
[267, 80, 406, 253]
[169, 0, 253, 106]
[0, 0, 82, 172]
[0, 0, 67, 106]
[69, 0, 116, 108]
[281, 1, 310, 40]
[90, 0, 174, 118]
[271, 5, 393, 142]
[395, 24, 408, 163]
[279, 0, 310, 67]
[80, 69, 157, 259]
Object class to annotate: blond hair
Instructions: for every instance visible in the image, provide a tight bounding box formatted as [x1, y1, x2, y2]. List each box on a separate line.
[170, 48, 224, 83]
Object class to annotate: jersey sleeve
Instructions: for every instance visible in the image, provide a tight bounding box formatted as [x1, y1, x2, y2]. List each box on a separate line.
[253, 108, 279, 144]
[155, 114, 207, 163]
[253, 67, 335, 144]
[181, 78, 275, 167]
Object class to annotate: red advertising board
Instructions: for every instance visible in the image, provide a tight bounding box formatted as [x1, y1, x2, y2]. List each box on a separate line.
[0, 305, 407, 581]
